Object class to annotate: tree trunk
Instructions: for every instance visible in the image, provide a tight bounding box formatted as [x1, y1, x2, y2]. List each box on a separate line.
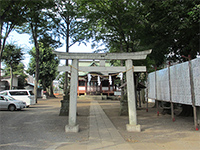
[10, 67, 13, 90]
[0, 22, 4, 79]
[0, 20, 15, 79]
[34, 57, 39, 103]
[119, 40, 128, 116]
[0, 25, 7, 79]
[64, 17, 70, 96]
[42, 79, 47, 92]
[49, 80, 55, 97]
[59, 11, 70, 116]
[120, 40, 124, 100]
[30, 22, 39, 104]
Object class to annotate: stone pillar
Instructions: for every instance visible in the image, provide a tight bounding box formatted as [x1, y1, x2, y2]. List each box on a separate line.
[65, 59, 79, 132]
[125, 59, 141, 132]
[59, 99, 69, 116]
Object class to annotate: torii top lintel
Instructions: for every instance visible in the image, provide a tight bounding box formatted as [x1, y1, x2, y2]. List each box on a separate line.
[54, 49, 152, 60]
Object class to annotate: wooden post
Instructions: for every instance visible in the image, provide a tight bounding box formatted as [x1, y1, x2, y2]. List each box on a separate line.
[197, 107, 200, 125]
[139, 91, 141, 107]
[168, 63, 175, 121]
[155, 67, 159, 116]
[125, 59, 141, 132]
[188, 58, 198, 130]
[65, 59, 79, 132]
[146, 72, 149, 112]
[77, 82, 79, 96]
[108, 81, 110, 96]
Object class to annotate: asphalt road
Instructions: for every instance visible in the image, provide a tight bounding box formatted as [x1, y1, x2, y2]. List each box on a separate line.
[0, 98, 69, 150]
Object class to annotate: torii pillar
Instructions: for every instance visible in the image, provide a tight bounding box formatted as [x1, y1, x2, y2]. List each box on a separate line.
[126, 59, 141, 132]
[65, 59, 79, 132]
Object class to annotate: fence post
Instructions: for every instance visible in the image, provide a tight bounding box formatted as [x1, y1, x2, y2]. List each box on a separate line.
[168, 62, 175, 122]
[155, 66, 159, 116]
[188, 57, 199, 130]
[146, 71, 149, 112]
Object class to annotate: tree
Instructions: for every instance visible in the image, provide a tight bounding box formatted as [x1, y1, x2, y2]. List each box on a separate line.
[3, 63, 27, 89]
[2, 43, 24, 89]
[54, 0, 75, 104]
[77, 0, 199, 67]
[17, 0, 60, 102]
[53, 0, 88, 115]
[15, 63, 28, 89]
[54, 0, 89, 91]
[0, 0, 27, 78]
[56, 72, 65, 90]
[27, 43, 59, 97]
[141, 0, 200, 65]
[139, 0, 200, 117]
[77, 0, 148, 53]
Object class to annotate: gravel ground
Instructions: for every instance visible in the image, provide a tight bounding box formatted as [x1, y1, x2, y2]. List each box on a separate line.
[100, 100, 200, 149]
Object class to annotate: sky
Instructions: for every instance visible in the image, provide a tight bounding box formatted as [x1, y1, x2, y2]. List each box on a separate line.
[7, 31, 98, 69]
[6, 31, 200, 69]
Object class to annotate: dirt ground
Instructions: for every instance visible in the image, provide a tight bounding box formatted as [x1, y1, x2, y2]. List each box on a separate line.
[73, 96, 200, 149]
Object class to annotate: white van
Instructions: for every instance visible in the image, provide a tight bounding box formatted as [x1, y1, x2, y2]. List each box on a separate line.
[0, 90, 35, 107]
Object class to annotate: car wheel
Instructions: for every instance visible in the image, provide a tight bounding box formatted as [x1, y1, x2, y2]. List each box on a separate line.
[9, 105, 16, 111]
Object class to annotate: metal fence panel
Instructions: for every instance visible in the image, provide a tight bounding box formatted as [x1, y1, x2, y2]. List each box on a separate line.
[170, 62, 192, 105]
[147, 58, 200, 106]
[148, 72, 156, 99]
[156, 68, 170, 102]
[192, 58, 200, 106]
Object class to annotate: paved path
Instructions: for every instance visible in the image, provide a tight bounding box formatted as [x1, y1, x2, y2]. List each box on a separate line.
[55, 100, 133, 150]
[88, 100, 132, 150]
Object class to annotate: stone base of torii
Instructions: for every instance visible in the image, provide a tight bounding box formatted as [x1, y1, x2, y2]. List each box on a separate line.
[54, 50, 152, 132]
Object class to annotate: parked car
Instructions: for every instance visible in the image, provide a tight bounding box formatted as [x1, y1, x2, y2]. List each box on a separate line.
[0, 90, 35, 107]
[0, 95, 26, 111]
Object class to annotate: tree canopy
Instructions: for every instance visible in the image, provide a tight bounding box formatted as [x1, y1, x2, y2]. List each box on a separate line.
[77, 0, 148, 53]
[0, 0, 27, 76]
[76, 0, 199, 66]
[140, 0, 200, 64]
[3, 63, 27, 89]
[2, 44, 23, 67]
[1, 0, 199, 78]
[2, 43, 24, 89]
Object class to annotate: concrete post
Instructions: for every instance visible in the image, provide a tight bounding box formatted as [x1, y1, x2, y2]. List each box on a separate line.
[65, 59, 79, 132]
[125, 59, 141, 132]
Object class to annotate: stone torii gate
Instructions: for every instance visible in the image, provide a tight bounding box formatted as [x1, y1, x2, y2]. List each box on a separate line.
[54, 49, 152, 132]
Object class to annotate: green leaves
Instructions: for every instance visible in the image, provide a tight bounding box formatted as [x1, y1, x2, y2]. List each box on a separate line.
[2, 43, 26, 88]
[0, 0, 28, 69]
[142, 0, 199, 64]
[27, 43, 59, 90]
[78, 0, 154, 54]
[2, 44, 24, 68]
